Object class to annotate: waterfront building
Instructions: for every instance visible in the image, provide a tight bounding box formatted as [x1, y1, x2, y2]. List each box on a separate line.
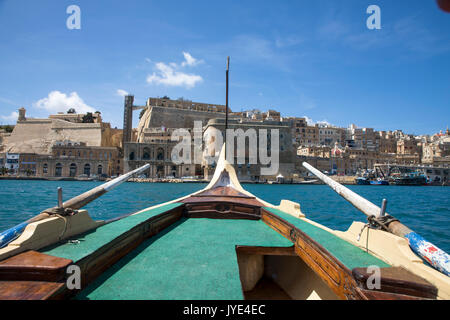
[123, 96, 232, 178]
[18, 153, 37, 176]
[35, 141, 121, 178]
[202, 118, 295, 181]
[318, 125, 345, 147]
[124, 127, 199, 178]
[347, 124, 378, 151]
[421, 128, 450, 166]
[282, 117, 307, 147]
[0, 152, 4, 169]
[297, 145, 331, 158]
[396, 136, 422, 164]
[378, 131, 397, 154]
[3, 108, 121, 155]
[299, 125, 320, 146]
[5, 153, 19, 174]
[263, 110, 281, 121]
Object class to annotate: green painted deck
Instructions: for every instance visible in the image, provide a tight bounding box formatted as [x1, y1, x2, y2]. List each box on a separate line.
[41, 203, 184, 263]
[263, 207, 390, 270]
[76, 218, 292, 300]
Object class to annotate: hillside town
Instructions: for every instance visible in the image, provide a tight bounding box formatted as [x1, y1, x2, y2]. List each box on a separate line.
[1, 96, 449, 184]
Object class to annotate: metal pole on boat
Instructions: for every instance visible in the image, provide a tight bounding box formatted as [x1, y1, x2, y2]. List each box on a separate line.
[302, 161, 450, 277]
[0, 164, 150, 248]
[224, 56, 230, 156]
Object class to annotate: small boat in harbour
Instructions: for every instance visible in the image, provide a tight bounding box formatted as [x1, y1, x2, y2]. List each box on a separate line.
[355, 177, 371, 185]
[370, 178, 389, 186]
[391, 171, 428, 186]
[0, 58, 448, 300]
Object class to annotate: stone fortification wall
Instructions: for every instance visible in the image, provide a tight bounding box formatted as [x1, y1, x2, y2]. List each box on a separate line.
[4, 118, 104, 154]
[136, 106, 230, 143]
[148, 106, 228, 128]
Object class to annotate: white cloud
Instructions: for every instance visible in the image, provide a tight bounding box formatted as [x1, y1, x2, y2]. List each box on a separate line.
[117, 89, 129, 97]
[1, 111, 19, 122]
[147, 61, 203, 89]
[302, 116, 332, 127]
[146, 52, 204, 89]
[303, 116, 315, 126]
[33, 91, 95, 114]
[181, 52, 202, 67]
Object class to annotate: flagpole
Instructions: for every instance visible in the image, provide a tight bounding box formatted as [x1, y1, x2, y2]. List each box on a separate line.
[225, 56, 229, 156]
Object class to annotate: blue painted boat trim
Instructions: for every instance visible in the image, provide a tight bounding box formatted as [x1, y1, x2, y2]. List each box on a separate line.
[0, 222, 29, 249]
[405, 231, 450, 277]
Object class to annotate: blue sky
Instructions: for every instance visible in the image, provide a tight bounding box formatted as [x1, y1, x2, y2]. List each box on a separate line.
[0, 0, 449, 135]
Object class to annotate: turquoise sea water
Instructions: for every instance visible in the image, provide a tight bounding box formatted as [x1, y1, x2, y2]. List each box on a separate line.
[0, 180, 449, 253]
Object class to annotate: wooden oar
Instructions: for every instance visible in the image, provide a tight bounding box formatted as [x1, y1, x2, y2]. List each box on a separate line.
[0, 164, 150, 248]
[302, 161, 450, 277]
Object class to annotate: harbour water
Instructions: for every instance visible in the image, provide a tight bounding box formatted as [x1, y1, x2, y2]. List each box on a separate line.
[0, 180, 449, 253]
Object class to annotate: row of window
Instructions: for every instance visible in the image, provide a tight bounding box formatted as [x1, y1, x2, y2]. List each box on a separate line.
[55, 150, 114, 160]
[42, 163, 108, 177]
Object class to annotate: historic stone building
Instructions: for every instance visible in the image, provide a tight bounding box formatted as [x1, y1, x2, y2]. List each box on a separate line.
[35, 141, 121, 178]
[202, 118, 295, 181]
[282, 117, 307, 147]
[4, 108, 121, 155]
[122, 96, 233, 178]
[124, 128, 200, 178]
[318, 125, 346, 147]
[2, 108, 122, 178]
[421, 129, 450, 166]
[300, 125, 320, 146]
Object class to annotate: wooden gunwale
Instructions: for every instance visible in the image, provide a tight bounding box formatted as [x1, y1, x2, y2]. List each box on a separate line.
[260, 208, 438, 300]
[260, 208, 363, 300]
[235, 245, 296, 256]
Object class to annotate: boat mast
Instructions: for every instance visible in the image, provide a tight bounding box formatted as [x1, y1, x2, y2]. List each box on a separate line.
[225, 56, 230, 156]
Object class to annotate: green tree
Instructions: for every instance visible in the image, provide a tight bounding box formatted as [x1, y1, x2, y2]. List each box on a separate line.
[82, 112, 94, 123]
[139, 109, 146, 119]
[0, 125, 14, 133]
[67, 108, 76, 114]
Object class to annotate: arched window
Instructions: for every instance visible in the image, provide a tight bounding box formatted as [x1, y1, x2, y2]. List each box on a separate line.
[84, 164, 91, 176]
[97, 164, 103, 175]
[55, 163, 63, 177]
[69, 163, 77, 177]
[43, 163, 48, 174]
[129, 152, 135, 161]
[143, 147, 150, 160]
[156, 148, 164, 160]
[156, 165, 164, 178]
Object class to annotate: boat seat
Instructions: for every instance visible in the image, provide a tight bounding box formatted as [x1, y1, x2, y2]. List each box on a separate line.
[0, 250, 72, 282]
[352, 267, 438, 299]
[40, 202, 184, 263]
[0, 280, 65, 300]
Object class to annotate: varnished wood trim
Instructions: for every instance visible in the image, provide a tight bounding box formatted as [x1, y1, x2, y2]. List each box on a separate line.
[261, 209, 363, 300]
[357, 288, 431, 300]
[236, 245, 295, 256]
[352, 267, 438, 299]
[184, 202, 261, 220]
[0, 281, 66, 300]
